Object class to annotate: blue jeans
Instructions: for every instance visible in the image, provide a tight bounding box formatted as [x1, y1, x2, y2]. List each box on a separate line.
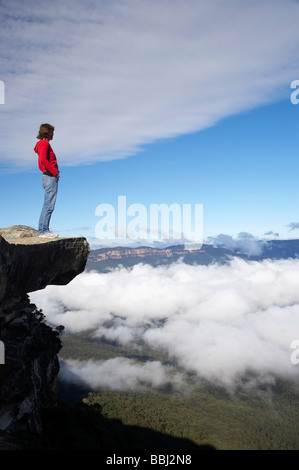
[38, 174, 58, 234]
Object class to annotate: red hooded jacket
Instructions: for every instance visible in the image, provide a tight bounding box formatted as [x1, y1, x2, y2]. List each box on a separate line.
[34, 139, 59, 176]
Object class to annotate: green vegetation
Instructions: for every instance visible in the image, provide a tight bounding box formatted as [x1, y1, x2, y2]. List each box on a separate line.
[83, 381, 299, 450]
[57, 333, 299, 450]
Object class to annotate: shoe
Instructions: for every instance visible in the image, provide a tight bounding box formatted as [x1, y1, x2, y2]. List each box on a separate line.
[39, 232, 59, 239]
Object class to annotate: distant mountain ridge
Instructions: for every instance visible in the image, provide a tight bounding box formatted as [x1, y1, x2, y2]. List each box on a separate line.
[86, 239, 299, 272]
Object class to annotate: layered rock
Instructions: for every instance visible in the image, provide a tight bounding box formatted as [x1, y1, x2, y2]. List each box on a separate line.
[0, 226, 89, 441]
[0, 225, 89, 304]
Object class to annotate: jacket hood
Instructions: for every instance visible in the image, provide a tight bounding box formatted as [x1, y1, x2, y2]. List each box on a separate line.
[34, 140, 48, 154]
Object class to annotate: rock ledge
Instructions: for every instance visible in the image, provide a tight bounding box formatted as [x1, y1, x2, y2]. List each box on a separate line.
[0, 225, 90, 304]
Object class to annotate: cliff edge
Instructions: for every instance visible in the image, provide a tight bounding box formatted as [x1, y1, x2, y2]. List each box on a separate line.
[0, 226, 90, 447]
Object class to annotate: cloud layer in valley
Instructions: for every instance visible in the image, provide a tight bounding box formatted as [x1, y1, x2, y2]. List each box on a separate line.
[30, 257, 299, 391]
[60, 357, 185, 393]
[1, 0, 299, 170]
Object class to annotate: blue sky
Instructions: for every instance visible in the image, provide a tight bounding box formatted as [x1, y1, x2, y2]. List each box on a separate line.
[1, 0, 299, 248]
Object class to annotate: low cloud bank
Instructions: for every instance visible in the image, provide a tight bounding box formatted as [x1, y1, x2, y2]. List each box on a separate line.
[30, 257, 299, 390]
[60, 357, 184, 392]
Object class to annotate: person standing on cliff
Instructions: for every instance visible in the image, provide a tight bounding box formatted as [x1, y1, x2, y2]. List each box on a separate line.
[34, 123, 60, 238]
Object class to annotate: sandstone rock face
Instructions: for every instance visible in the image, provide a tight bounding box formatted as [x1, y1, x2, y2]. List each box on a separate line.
[0, 296, 61, 435]
[0, 226, 90, 440]
[0, 225, 90, 304]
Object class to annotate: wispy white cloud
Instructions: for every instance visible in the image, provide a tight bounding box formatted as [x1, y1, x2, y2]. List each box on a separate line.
[207, 232, 267, 256]
[264, 231, 279, 237]
[60, 357, 185, 392]
[30, 257, 299, 390]
[1, 0, 299, 170]
[287, 222, 299, 231]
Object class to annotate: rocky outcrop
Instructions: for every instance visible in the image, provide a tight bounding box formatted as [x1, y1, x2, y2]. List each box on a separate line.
[0, 226, 89, 443]
[0, 226, 89, 304]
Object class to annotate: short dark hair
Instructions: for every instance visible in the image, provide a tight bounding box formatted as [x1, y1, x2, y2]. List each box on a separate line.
[37, 123, 55, 140]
